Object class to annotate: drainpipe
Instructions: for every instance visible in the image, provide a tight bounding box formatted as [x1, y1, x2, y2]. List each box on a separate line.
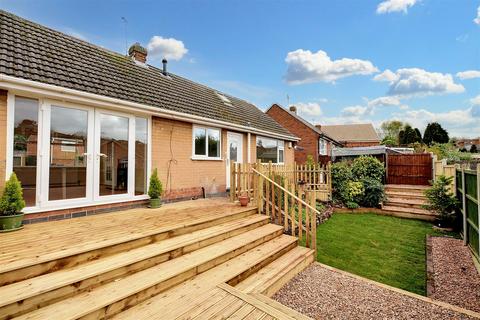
[247, 132, 251, 163]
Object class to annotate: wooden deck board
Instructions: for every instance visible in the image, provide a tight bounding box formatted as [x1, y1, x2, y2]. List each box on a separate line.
[0, 199, 253, 274]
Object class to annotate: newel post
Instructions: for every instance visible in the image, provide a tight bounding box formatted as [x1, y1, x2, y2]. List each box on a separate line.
[257, 160, 263, 215]
[230, 160, 235, 202]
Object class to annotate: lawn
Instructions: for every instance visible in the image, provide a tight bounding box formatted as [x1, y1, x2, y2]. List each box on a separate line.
[314, 212, 456, 295]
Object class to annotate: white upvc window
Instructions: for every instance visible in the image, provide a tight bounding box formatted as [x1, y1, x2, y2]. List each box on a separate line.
[192, 126, 222, 160]
[319, 138, 327, 156]
[256, 136, 285, 164]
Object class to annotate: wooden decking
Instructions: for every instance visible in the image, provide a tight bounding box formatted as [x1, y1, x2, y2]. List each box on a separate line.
[0, 198, 314, 319]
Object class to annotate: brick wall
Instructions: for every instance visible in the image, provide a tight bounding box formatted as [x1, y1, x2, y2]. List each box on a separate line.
[266, 105, 319, 164]
[0, 90, 7, 190]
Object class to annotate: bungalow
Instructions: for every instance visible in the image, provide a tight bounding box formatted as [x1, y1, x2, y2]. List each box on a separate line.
[266, 104, 341, 164]
[0, 10, 298, 222]
[316, 123, 380, 148]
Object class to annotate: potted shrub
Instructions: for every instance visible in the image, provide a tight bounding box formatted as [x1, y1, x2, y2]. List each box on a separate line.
[0, 173, 26, 232]
[238, 192, 249, 206]
[423, 175, 458, 229]
[148, 169, 163, 208]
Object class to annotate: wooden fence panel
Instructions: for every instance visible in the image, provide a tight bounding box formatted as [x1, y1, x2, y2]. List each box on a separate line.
[387, 153, 433, 185]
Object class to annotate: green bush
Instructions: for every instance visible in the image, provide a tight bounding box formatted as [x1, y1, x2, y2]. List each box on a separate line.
[331, 156, 386, 208]
[0, 173, 25, 215]
[360, 178, 385, 208]
[148, 169, 163, 199]
[423, 175, 458, 225]
[351, 156, 385, 182]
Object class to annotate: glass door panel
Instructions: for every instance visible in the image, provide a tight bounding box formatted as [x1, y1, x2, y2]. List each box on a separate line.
[49, 106, 89, 201]
[99, 114, 129, 196]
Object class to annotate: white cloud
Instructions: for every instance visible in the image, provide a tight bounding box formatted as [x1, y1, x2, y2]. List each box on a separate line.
[471, 95, 480, 106]
[474, 6, 480, 25]
[374, 68, 465, 98]
[367, 96, 401, 107]
[456, 70, 480, 80]
[284, 49, 378, 84]
[147, 36, 188, 61]
[342, 105, 369, 117]
[294, 102, 323, 117]
[63, 27, 88, 41]
[376, 0, 418, 14]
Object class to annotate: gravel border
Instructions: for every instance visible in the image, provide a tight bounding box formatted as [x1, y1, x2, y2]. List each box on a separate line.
[429, 236, 480, 313]
[273, 263, 480, 319]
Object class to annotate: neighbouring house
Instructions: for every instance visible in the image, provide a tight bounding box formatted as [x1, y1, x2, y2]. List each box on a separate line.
[332, 145, 407, 163]
[0, 10, 298, 222]
[266, 104, 341, 164]
[456, 138, 480, 152]
[316, 123, 381, 148]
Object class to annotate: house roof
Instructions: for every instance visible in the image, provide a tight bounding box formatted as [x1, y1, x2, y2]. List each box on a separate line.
[265, 104, 341, 145]
[318, 123, 380, 142]
[0, 10, 295, 139]
[332, 145, 403, 157]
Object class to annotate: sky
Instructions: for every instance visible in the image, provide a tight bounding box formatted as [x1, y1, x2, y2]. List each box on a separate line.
[1, 0, 480, 138]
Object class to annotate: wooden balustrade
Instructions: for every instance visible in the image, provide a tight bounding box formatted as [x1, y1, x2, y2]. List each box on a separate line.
[229, 160, 329, 253]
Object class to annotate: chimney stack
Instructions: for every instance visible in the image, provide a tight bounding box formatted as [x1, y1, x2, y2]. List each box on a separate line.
[162, 58, 168, 76]
[128, 42, 148, 64]
[289, 106, 297, 114]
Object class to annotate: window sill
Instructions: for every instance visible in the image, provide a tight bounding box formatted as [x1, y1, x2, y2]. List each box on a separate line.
[191, 156, 223, 161]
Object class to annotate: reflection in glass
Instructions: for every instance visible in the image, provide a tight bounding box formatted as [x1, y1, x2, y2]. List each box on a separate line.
[256, 137, 278, 163]
[49, 106, 88, 201]
[135, 117, 147, 195]
[194, 128, 206, 155]
[229, 142, 238, 162]
[99, 114, 129, 196]
[13, 97, 38, 207]
[208, 129, 220, 157]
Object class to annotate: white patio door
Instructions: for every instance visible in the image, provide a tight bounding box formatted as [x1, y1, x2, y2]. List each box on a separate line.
[226, 132, 243, 189]
[41, 102, 95, 207]
[94, 110, 135, 201]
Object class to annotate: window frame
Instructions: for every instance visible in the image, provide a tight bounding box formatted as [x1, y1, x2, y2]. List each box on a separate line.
[319, 138, 327, 156]
[256, 136, 285, 164]
[191, 125, 222, 160]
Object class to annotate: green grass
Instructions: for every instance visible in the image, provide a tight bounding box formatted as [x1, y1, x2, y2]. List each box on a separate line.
[314, 212, 457, 295]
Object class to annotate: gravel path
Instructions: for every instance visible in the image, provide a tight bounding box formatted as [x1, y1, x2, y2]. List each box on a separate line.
[273, 263, 480, 319]
[430, 237, 480, 313]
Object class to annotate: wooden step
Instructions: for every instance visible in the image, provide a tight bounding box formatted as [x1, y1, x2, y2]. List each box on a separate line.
[0, 214, 270, 318]
[384, 198, 426, 209]
[385, 191, 426, 200]
[233, 246, 314, 297]
[111, 235, 299, 320]
[381, 205, 437, 221]
[385, 184, 429, 194]
[0, 206, 258, 286]
[14, 224, 288, 320]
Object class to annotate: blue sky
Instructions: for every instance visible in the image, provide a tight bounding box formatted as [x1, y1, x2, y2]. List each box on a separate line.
[1, 0, 479, 137]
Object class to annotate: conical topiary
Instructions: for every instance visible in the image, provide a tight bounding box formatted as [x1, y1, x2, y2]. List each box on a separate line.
[0, 173, 26, 216]
[148, 169, 163, 199]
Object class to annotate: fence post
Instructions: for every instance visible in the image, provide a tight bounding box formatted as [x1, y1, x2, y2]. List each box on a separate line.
[257, 160, 263, 214]
[290, 183, 296, 237]
[310, 191, 317, 253]
[230, 160, 235, 201]
[477, 164, 480, 257]
[327, 162, 332, 200]
[462, 167, 467, 245]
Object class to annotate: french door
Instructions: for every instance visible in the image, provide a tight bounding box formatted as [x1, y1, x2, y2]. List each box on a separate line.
[40, 102, 143, 207]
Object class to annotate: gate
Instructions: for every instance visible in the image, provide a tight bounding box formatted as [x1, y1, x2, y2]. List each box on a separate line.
[386, 153, 433, 185]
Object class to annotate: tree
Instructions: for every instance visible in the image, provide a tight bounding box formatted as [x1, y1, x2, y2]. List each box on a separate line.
[381, 136, 397, 147]
[380, 121, 404, 142]
[470, 145, 478, 153]
[398, 125, 422, 145]
[423, 122, 449, 146]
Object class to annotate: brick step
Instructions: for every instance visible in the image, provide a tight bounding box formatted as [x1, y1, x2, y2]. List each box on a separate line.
[0, 214, 269, 318]
[13, 226, 292, 320]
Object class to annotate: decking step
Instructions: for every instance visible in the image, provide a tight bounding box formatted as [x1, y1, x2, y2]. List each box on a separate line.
[385, 191, 427, 200]
[13, 224, 287, 320]
[384, 198, 426, 209]
[0, 214, 269, 318]
[233, 246, 314, 296]
[385, 184, 429, 194]
[111, 235, 299, 320]
[0, 206, 258, 285]
[382, 205, 435, 216]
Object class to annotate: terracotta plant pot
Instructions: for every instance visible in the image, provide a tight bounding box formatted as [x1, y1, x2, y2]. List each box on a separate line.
[0, 213, 24, 232]
[149, 198, 162, 209]
[239, 196, 249, 207]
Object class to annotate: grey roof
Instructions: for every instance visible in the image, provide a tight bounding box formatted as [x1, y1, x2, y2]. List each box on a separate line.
[266, 104, 341, 145]
[319, 123, 380, 142]
[332, 145, 403, 157]
[0, 10, 295, 139]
